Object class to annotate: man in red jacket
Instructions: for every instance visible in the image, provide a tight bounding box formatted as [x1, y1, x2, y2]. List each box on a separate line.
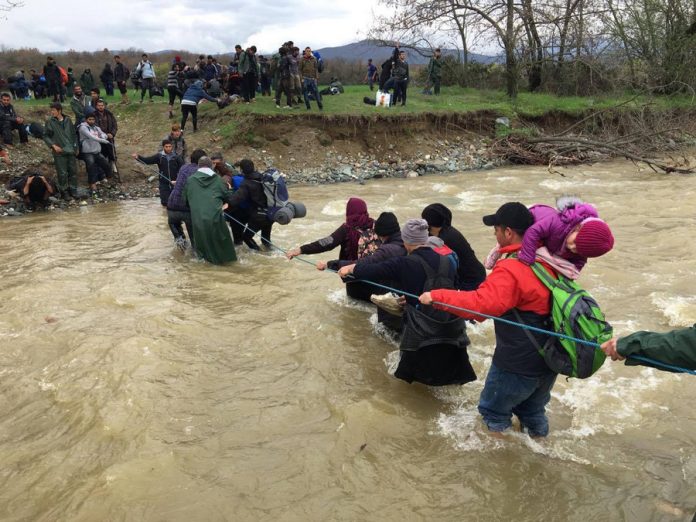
[419, 202, 559, 437]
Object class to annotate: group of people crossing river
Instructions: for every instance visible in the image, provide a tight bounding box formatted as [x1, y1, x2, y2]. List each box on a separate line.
[150, 155, 695, 438]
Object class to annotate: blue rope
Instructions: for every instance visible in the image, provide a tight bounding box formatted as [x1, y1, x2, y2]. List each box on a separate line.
[153, 166, 696, 376]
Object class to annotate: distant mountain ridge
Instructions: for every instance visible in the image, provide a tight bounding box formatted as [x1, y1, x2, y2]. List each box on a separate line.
[314, 40, 497, 65]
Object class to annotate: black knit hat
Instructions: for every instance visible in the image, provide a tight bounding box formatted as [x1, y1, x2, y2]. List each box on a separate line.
[374, 212, 400, 236]
[421, 203, 452, 228]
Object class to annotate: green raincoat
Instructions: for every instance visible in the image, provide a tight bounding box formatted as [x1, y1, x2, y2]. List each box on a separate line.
[618, 325, 696, 372]
[183, 168, 237, 265]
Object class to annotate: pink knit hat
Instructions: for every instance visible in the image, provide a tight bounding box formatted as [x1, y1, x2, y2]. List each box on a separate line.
[575, 218, 614, 258]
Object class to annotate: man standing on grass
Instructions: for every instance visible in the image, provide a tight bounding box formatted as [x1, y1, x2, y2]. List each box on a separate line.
[365, 58, 377, 91]
[43, 102, 79, 201]
[426, 48, 443, 95]
[114, 55, 130, 104]
[300, 47, 322, 111]
[392, 51, 410, 106]
[136, 53, 156, 103]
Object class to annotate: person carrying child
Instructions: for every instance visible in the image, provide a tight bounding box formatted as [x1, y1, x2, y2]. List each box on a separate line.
[485, 197, 614, 279]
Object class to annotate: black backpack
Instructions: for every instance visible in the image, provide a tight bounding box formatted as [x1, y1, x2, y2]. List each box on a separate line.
[400, 253, 464, 353]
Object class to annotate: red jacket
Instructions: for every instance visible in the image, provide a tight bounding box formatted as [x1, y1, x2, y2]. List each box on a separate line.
[432, 243, 557, 376]
[431, 243, 553, 321]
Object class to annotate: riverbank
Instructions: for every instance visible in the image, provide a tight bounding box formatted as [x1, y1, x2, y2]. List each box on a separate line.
[1, 86, 695, 216]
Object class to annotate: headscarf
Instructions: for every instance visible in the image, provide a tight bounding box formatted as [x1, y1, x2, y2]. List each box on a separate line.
[344, 197, 373, 258]
[421, 203, 452, 228]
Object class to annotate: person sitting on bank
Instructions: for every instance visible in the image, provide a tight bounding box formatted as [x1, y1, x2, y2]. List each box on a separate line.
[78, 109, 112, 195]
[0, 92, 29, 146]
[341, 218, 476, 386]
[6, 171, 55, 209]
[132, 139, 184, 206]
[183, 156, 237, 265]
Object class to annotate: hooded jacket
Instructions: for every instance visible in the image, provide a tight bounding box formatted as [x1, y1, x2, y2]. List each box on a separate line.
[184, 168, 237, 265]
[43, 115, 78, 154]
[518, 203, 598, 270]
[225, 170, 267, 211]
[78, 121, 109, 154]
[422, 203, 486, 290]
[181, 80, 218, 105]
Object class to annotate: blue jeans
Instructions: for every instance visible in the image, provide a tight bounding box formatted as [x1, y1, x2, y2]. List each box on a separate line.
[478, 363, 557, 437]
[302, 78, 322, 109]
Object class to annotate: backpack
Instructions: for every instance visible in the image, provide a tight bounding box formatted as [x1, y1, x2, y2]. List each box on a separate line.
[522, 262, 612, 378]
[260, 168, 290, 221]
[399, 254, 464, 353]
[313, 51, 324, 73]
[356, 228, 381, 259]
[58, 66, 68, 85]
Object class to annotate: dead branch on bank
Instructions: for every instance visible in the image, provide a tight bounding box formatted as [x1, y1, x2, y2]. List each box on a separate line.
[494, 107, 696, 174]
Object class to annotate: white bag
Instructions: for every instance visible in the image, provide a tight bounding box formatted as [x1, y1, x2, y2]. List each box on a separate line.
[375, 90, 391, 107]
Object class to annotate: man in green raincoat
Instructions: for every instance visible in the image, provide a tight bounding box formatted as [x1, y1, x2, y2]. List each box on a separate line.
[602, 327, 696, 372]
[183, 156, 237, 265]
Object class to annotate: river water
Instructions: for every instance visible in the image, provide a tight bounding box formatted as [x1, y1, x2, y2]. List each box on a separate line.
[1, 161, 695, 521]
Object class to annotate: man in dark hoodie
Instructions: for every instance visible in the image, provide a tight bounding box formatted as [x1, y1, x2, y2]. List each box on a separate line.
[224, 158, 272, 250]
[132, 139, 184, 206]
[183, 156, 237, 264]
[422, 203, 486, 290]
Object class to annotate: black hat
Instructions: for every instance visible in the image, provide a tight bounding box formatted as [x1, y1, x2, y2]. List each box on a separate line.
[482, 202, 533, 231]
[374, 212, 400, 236]
[421, 203, 452, 228]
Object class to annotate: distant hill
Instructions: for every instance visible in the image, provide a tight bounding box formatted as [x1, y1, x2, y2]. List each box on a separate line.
[314, 40, 497, 65]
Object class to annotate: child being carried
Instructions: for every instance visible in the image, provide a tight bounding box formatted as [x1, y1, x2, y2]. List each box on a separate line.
[486, 197, 615, 278]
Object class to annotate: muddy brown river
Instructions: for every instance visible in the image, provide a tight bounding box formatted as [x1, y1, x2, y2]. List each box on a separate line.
[1, 161, 695, 521]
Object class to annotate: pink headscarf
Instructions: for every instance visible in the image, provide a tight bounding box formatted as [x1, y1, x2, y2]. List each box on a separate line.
[344, 197, 373, 258]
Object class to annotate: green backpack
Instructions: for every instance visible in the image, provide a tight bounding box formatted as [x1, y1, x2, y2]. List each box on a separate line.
[519, 262, 612, 378]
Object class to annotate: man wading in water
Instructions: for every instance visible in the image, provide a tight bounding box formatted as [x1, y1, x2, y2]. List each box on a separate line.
[420, 202, 558, 438]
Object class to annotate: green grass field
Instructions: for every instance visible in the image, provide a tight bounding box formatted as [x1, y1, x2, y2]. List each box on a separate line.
[15, 84, 694, 121]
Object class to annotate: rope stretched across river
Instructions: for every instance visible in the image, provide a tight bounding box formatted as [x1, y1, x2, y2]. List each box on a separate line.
[144, 164, 696, 376]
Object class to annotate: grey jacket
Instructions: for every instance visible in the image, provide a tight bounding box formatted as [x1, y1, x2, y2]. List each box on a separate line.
[78, 122, 109, 154]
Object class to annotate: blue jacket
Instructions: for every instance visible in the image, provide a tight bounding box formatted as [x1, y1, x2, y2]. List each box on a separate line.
[181, 81, 217, 104]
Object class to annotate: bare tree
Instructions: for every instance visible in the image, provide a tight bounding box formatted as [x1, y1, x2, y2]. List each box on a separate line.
[0, 0, 24, 12]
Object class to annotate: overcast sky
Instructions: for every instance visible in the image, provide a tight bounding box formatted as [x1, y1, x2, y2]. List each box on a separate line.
[0, 0, 388, 53]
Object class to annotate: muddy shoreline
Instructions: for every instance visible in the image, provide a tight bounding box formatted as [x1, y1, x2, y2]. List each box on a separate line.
[1, 107, 694, 217]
